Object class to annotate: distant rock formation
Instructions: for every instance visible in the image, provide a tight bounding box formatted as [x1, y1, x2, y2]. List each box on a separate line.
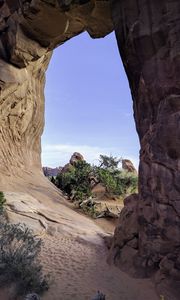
[122, 159, 137, 174]
[61, 152, 84, 173]
[43, 167, 62, 177]
[70, 152, 84, 166]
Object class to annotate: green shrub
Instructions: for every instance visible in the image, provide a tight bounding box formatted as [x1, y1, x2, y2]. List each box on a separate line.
[0, 191, 6, 213]
[0, 222, 49, 297]
[99, 154, 121, 171]
[94, 167, 138, 197]
[95, 167, 118, 194]
[96, 155, 138, 196]
[117, 171, 138, 195]
[56, 161, 92, 202]
[56, 167, 76, 196]
[56, 155, 138, 201]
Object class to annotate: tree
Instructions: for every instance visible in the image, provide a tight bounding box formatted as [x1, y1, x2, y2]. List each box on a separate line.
[99, 154, 121, 171]
[56, 161, 93, 201]
[56, 155, 138, 202]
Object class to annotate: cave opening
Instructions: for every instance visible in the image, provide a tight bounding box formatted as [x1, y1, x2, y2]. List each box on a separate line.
[41, 32, 140, 170]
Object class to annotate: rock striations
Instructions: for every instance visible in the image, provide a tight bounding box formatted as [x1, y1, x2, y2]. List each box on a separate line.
[0, 1, 180, 298]
[0, 0, 113, 189]
[122, 159, 137, 174]
[109, 1, 180, 298]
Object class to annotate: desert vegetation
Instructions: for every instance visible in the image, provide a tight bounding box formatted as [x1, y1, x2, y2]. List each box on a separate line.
[0, 191, 6, 214]
[0, 192, 49, 299]
[56, 160, 93, 202]
[94, 155, 138, 196]
[56, 155, 138, 201]
[53, 155, 138, 218]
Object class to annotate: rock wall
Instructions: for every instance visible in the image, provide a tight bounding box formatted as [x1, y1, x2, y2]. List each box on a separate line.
[109, 1, 180, 298]
[0, 0, 113, 190]
[0, 0, 180, 298]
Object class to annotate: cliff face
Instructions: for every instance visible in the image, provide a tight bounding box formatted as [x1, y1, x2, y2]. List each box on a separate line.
[0, 0, 113, 188]
[109, 1, 180, 297]
[0, 0, 180, 298]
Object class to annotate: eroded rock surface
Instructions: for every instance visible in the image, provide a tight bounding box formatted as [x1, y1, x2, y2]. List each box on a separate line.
[60, 151, 84, 173]
[122, 159, 137, 174]
[0, 1, 180, 299]
[109, 1, 180, 298]
[70, 152, 84, 165]
[0, 0, 113, 190]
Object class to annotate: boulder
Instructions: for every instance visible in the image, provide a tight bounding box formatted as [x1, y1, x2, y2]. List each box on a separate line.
[122, 159, 137, 174]
[69, 152, 84, 166]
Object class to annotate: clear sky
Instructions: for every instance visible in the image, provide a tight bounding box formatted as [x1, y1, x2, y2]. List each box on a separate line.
[41, 31, 140, 169]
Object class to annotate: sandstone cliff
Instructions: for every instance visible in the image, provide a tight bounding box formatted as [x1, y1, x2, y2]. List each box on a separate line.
[0, 1, 180, 299]
[0, 0, 113, 192]
[109, 1, 180, 298]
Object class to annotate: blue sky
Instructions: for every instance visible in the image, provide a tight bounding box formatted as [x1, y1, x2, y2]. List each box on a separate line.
[41, 32, 140, 168]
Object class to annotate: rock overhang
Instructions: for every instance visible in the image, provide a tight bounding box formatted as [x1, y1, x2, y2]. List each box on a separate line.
[0, 0, 114, 69]
[0, 0, 114, 186]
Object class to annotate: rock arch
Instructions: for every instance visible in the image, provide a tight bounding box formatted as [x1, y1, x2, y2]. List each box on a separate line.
[0, 0, 180, 297]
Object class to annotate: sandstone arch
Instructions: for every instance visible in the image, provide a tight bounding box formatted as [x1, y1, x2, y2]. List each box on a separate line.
[0, 0, 180, 297]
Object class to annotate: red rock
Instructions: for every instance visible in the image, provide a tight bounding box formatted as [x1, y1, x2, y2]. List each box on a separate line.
[69, 152, 84, 166]
[122, 159, 137, 174]
[0, 1, 179, 298]
[109, 1, 180, 297]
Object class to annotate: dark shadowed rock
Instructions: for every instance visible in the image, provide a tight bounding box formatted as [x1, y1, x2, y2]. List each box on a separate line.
[108, 194, 139, 275]
[109, 1, 180, 298]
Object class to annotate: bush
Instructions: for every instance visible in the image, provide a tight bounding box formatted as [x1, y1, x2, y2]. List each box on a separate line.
[94, 155, 138, 196]
[0, 222, 49, 297]
[95, 167, 118, 194]
[56, 155, 138, 202]
[99, 154, 121, 171]
[0, 191, 6, 213]
[116, 171, 138, 195]
[56, 161, 92, 202]
[94, 167, 138, 197]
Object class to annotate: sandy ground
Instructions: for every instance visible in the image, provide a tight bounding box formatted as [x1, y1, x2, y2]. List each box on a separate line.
[1, 177, 160, 300]
[41, 233, 159, 300]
